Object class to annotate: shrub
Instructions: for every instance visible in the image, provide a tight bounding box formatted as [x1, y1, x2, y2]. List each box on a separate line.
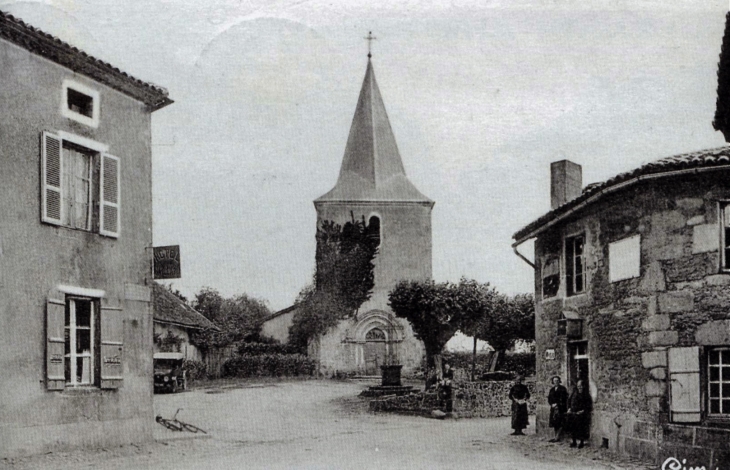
[221, 353, 315, 378]
[497, 352, 536, 377]
[236, 342, 300, 356]
[183, 359, 209, 381]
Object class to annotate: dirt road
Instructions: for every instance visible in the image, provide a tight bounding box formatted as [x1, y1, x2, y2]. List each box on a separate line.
[1, 380, 651, 470]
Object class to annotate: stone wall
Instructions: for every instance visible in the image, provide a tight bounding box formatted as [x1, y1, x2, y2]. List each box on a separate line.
[370, 380, 537, 418]
[532, 174, 730, 467]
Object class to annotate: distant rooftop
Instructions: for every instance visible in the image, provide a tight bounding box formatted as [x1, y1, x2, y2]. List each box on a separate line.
[0, 10, 172, 111]
[152, 283, 218, 331]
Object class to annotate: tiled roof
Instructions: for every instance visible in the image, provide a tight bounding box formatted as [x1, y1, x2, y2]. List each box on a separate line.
[152, 283, 219, 331]
[0, 10, 172, 111]
[513, 146, 730, 242]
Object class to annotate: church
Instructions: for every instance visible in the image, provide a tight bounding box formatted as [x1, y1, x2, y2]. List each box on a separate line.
[262, 55, 433, 377]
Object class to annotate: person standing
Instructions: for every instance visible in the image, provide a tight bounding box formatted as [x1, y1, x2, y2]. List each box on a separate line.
[547, 376, 568, 442]
[567, 379, 592, 448]
[440, 362, 455, 412]
[508, 375, 530, 435]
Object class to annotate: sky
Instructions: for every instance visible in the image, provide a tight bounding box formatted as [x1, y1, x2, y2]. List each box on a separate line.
[3, 0, 729, 311]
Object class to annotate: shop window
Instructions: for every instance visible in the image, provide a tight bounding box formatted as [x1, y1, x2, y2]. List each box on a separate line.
[565, 234, 586, 296]
[41, 132, 120, 238]
[62, 79, 100, 128]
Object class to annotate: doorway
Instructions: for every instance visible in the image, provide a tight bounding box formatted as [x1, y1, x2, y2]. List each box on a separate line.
[568, 341, 589, 388]
[364, 328, 387, 375]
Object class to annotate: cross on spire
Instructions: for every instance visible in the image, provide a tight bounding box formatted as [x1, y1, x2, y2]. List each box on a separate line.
[365, 31, 376, 58]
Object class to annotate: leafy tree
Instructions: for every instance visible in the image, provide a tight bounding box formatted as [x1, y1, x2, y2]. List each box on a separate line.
[288, 217, 378, 351]
[190, 287, 272, 353]
[388, 278, 499, 373]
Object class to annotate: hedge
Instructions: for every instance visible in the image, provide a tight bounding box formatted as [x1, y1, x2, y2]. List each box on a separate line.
[236, 342, 300, 356]
[222, 353, 315, 378]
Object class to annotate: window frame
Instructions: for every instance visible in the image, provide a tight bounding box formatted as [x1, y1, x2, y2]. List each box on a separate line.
[719, 201, 730, 273]
[61, 79, 100, 128]
[707, 346, 730, 418]
[64, 296, 99, 387]
[565, 233, 586, 297]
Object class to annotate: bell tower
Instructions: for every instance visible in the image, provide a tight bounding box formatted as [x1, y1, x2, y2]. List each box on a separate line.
[313, 54, 433, 374]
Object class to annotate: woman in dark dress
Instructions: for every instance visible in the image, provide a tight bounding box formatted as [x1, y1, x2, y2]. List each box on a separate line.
[566, 379, 592, 448]
[508, 375, 530, 435]
[547, 376, 568, 442]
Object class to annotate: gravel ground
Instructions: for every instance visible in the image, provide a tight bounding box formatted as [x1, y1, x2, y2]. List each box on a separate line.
[1, 379, 655, 470]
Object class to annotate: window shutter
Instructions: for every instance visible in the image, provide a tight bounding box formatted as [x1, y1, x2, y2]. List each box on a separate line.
[41, 131, 63, 225]
[668, 346, 701, 423]
[99, 153, 120, 238]
[46, 296, 66, 390]
[100, 303, 123, 389]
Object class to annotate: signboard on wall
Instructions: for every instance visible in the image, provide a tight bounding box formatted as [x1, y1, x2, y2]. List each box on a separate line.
[153, 245, 181, 279]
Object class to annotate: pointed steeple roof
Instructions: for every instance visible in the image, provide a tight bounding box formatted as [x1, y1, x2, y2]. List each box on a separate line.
[315, 60, 432, 204]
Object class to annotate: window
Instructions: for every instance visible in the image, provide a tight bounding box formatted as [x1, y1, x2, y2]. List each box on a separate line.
[46, 287, 124, 391]
[64, 297, 97, 386]
[41, 132, 120, 237]
[720, 203, 730, 271]
[367, 215, 381, 248]
[566, 234, 586, 296]
[708, 348, 730, 416]
[61, 80, 100, 128]
[542, 256, 560, 298]
[609, 235, 641, 282]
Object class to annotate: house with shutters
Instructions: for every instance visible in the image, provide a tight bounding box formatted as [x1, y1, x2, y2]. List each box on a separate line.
[0, 11, 172, 457]
[512, 156, 730, 466]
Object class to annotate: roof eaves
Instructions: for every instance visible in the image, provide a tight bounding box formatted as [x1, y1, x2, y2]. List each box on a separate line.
[0, 11, 172, 111]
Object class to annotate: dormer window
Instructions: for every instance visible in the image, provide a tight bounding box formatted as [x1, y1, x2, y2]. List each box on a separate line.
[62, 80, 100, 128]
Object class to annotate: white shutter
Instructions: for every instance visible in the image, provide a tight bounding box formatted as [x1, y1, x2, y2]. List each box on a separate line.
[41, 132, 63, 225]
[100, 303, 124, 389]
[668, 346, 701, 423]
[99, 153, 120, 238]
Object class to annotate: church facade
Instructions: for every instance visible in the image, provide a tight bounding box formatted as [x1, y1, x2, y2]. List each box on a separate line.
[263, 58, 432, 376]
[313, 59, 433, 377]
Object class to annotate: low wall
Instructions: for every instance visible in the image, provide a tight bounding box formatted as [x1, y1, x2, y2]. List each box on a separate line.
[370, 380, 537, 418]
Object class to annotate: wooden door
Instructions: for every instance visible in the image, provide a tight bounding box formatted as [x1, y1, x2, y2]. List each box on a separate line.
[364, 328, 387, 375]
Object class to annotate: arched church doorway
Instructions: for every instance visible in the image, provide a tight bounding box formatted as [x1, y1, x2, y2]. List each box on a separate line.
[364, 327, 387, 375]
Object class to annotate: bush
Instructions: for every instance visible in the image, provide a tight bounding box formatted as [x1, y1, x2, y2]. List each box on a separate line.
[237, 342, 300, 356]
[183, 359, 208, 381]
[221, 353, 315, 378]
[441, 351, 495, 379]
[497, 352, 535, 377]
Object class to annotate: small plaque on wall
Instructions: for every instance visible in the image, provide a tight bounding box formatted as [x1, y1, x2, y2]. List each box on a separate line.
[544, 349, 556, 361]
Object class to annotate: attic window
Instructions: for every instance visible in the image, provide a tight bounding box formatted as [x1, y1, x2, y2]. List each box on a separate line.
[62, 80, 100, 128]
[67, 88, 93, 118]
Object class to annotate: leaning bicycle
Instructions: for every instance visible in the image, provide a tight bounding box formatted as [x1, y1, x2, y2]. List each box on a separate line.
[155, 408, 207, 434]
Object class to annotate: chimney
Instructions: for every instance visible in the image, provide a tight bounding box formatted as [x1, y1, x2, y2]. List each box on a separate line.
[551, 160, 582, 210]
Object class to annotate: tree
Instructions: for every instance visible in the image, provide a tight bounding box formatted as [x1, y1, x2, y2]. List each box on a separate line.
[288, 217, 378, 351]
[388, 278, 499, 374]
[190, 287, 272, 353]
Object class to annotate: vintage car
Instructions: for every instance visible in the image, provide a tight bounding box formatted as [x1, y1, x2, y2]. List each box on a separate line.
[153, 352, 187, 393]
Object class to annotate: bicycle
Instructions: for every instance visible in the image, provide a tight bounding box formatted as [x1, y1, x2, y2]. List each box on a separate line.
[155, 408, 207, 434]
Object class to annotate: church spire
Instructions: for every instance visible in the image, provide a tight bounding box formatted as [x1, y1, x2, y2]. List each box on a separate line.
[315, 58, 432, 203]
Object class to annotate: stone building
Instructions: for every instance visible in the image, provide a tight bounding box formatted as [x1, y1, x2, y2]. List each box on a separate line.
[512, 153, 730, 467]
[152, 283, 218, 361]
[262, 58, 432, 376]
[0, 11, 171, 457]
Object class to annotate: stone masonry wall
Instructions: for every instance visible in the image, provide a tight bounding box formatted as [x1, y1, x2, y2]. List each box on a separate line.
[370, 380, 537, 418]
[532, 174, 730, 468]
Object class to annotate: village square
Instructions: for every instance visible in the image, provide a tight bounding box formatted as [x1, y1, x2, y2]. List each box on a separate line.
[2, 1, 730, 469]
